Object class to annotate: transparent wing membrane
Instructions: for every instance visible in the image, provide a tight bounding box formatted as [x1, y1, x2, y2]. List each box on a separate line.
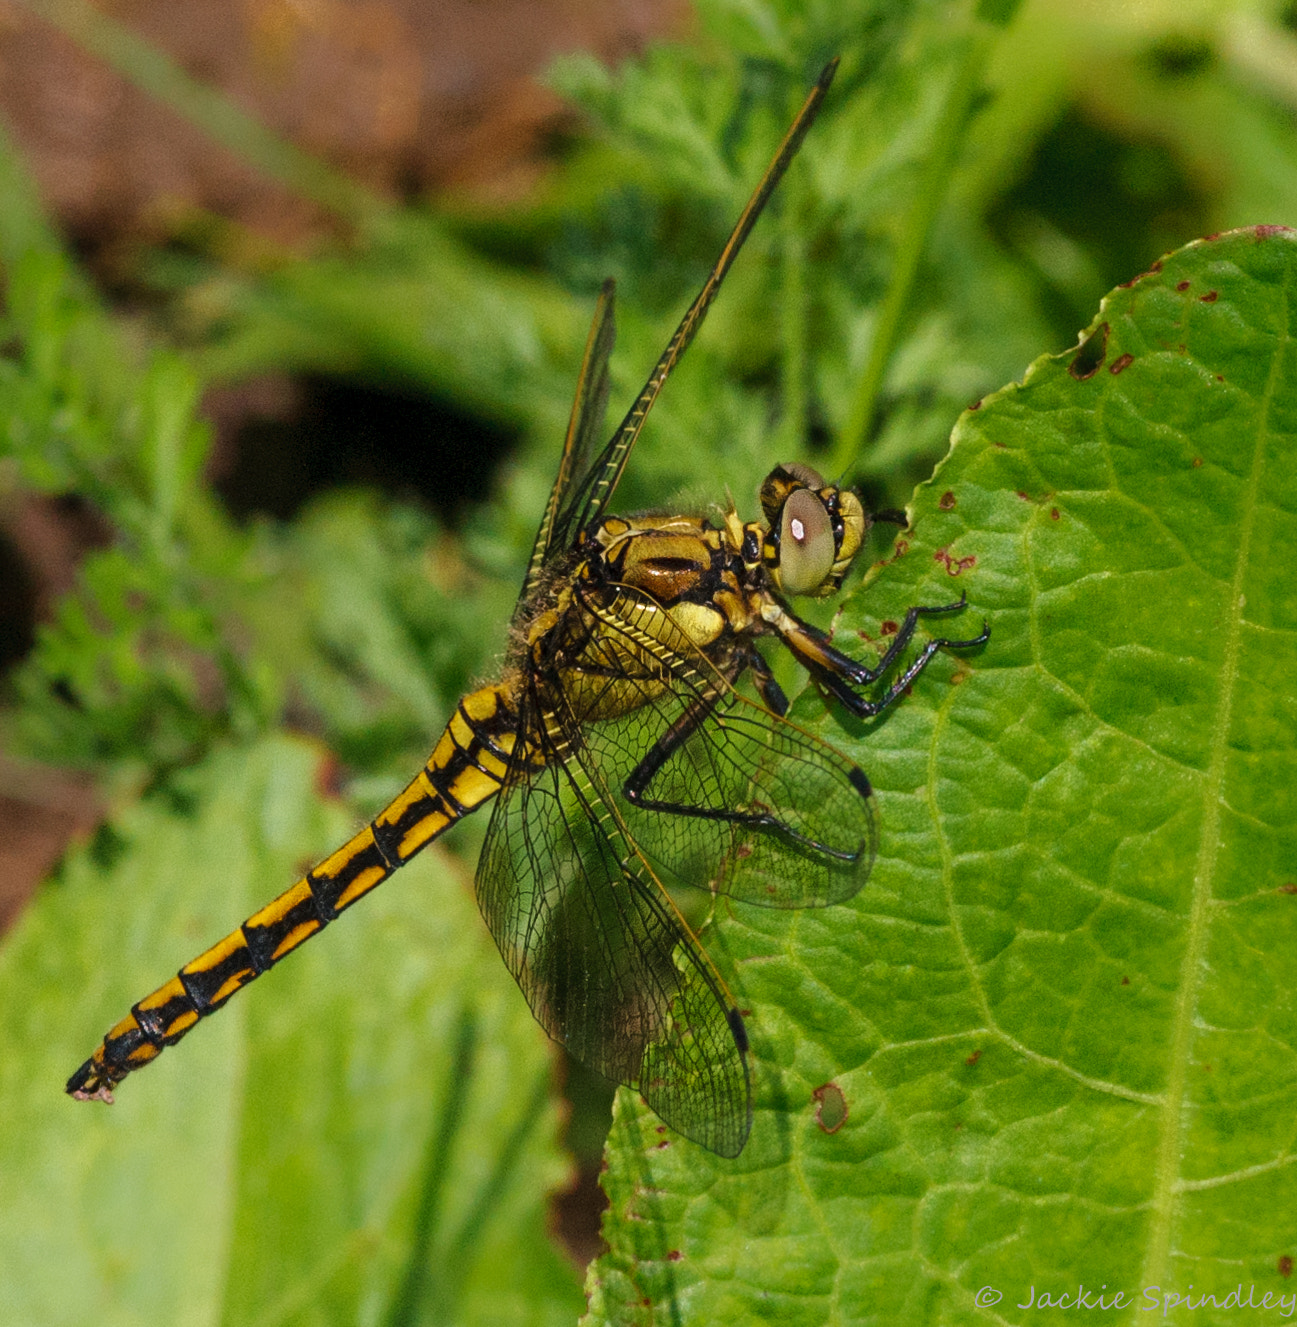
[476, 679, 751, 1157]
[520, 280, 616, 604]
[572, 585, 877, 908]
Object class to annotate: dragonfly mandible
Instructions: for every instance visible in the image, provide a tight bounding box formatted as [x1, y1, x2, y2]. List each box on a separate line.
[67, 58, 988, 1157]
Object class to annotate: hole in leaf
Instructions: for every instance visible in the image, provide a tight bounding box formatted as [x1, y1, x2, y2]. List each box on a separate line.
[1070, 323, 1109, 379]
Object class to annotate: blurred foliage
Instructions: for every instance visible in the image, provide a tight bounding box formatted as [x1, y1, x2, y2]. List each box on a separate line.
[2, 0, 1297, 1321]
[1, 0, 1293, 781]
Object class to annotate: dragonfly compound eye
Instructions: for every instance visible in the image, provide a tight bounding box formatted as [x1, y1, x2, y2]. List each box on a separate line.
[776, 487, 836, 596]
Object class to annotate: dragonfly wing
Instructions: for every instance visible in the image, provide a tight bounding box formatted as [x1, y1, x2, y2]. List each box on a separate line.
[519, 280, 616, 606]
[572, 584, 877, 909]
[546, 60, 838, 551]
[475, 677, 751, 1158]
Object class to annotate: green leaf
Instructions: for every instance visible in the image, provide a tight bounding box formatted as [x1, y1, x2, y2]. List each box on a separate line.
[0, 734, 583, 1326]
[587, 228, 1297, 1323]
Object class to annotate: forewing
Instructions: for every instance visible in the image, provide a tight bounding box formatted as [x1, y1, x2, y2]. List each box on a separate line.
[547, 60, 838, 551]
[474, 674, 751, 1158]
[518, 279, 616, 606]
[571, 584, 877, 908]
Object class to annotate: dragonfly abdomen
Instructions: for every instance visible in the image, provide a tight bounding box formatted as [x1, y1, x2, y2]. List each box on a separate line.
[66, 682, 519, 1102]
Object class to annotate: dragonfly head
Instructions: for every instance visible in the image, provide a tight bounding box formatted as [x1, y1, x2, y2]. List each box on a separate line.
[758, 463, 866, 598]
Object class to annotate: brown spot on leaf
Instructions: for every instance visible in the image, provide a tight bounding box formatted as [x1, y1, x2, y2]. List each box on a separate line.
[968, 398, 983, 411]
[1200, 290, 1218, 303]
[965, 1049, 982, 1067]
[1281, 1256, 1293, 1278]
[1051, 508, 1060, 520]
[934, 547, 977, 576]
[1110, 352, 1134, 374]
[1192, 457, 1203, 468]
[1256, 224, 1294, 239]
[1121, 976, 1130, 986]
[1176, 280, 1191, 292]
[667, 1250, 682, 1262]
[939, 491, 956, 510]
[1280, 882, 1297, 894]
[1016, 490, 1031, 501]
[880, 620, 898, 636]
[1069, 322, 1109, 379]
[812, 1083, 849, 1134]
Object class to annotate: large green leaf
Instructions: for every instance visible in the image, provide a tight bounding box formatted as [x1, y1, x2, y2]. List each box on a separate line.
[0, 735, 583, 1326]
[588, 228, 1297, 1324]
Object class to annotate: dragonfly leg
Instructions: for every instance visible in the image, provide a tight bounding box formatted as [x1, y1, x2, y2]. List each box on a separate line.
[769, 594, 989, 720]
[622, 683, 788, 833]
[744, 644, 788, 716]
[623, 691, 725, 816]
[620, 659, 866, 860]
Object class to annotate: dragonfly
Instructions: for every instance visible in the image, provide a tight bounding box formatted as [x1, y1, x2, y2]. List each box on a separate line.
[67, 59, 987, 1158]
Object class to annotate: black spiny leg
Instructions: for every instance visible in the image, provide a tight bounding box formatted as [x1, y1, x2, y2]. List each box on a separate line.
[744, 645, 788, 717]
[621, 689, 858, 860]
[624, 692, 744, 821]
[774, 595, 989, 720]
[622, 689, 791, 835]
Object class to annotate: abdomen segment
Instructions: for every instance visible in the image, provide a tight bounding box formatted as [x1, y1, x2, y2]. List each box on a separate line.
[66, 683, 518, 1101]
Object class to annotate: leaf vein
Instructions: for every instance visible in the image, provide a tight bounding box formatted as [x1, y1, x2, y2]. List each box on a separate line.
[1138, 242, 1287, 1289]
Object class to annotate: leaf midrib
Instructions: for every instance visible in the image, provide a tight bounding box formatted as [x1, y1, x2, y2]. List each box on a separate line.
[1140, 267, 1288, 1288]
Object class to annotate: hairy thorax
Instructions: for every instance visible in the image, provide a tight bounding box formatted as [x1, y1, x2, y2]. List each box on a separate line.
[521, 510, 765, 727]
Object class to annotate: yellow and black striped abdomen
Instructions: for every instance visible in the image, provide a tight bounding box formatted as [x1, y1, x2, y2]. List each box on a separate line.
[67, 682, 522, 1101]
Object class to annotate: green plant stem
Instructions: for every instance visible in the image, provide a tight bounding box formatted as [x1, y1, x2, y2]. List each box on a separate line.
[385, 1005, 479, 1327]
[18, 0, 381, 231]
[438, 1068, 552, 1312]
[828, 24, 993, 481]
